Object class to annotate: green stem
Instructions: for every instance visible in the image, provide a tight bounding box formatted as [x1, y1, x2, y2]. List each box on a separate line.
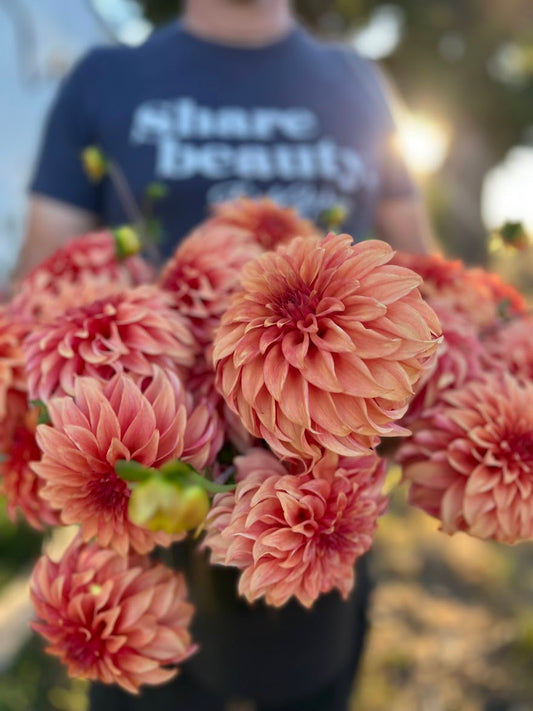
[115, 460, 154, 482]
[159, 460, 236, 493]
[184, 470, 236, 494]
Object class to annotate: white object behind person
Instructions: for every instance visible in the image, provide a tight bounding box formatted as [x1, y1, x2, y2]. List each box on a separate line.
[0, 0, 109, 291]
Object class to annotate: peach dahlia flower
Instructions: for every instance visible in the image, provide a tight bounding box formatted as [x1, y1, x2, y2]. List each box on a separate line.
[33, 370, 192, 555]
[159, 220, 262, 347]
[212, 197, 319, 251]
[399, 374, 533, 543]
[24, 285, 195, 403]
[9, 231, 152, 323]
[31, 536, 196, 693]
[204, 448, 387, 608]
[214, 234, 441, 465]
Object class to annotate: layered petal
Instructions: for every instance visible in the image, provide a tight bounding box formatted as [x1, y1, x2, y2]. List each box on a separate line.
[9, 231, 153, 323]
[32, 369, 196, 555]
[0, 390, 60, 529]
[212, 197, 320, 251]
[24, 285, 195, 403]
[203, 448, 387, 607]
[398, 374, 533, 543]
[159, 220, 262, 348]
[214, 234, 442, 466]
[30, 536, 196, 693]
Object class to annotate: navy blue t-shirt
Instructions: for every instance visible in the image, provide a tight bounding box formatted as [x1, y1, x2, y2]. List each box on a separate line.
[30, 21, 415, 259]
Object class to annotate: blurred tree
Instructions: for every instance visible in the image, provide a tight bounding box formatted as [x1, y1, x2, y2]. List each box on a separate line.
[132, 0, 533, 263]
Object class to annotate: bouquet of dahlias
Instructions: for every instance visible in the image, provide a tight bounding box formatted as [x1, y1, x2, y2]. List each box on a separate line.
[1, 198, 532, 696]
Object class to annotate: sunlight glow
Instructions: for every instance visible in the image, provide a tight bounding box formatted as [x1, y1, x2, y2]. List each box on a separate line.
[396, 114, 450, 175]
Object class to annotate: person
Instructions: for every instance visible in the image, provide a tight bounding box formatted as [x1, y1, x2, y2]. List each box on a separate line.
[16, 0, 434, 279]
[17, 2, 434, 709]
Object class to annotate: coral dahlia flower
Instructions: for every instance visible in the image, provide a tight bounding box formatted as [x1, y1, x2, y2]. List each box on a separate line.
[403, 300, 485, 426]
[33, 370, 192, 555]
[159, 220, 262, 347]
[0, 307, 28, 418]
[392, 252, 527, 331]
[24, 285, 195, 403]
[399, 374, 533, 543]
[31, 536, 196, 693]
[0, 390, 60, 529]
[482, 316, 533, 384]
[9, 231, 152, 323]
[214, 234, 442, 465]
[204, 448, 387, 607]
[212, 197, 319, 251]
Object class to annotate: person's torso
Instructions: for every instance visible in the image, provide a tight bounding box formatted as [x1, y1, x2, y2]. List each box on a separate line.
[88, 22, 392, 258]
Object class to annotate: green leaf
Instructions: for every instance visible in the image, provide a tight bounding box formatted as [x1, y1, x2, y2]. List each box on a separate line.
[29, 400, 51, 425]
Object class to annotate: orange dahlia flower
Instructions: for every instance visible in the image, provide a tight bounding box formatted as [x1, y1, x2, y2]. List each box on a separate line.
[9, 231, 153, 323]
[393, 252, 527, 331]
[0, 390, 60, 529]
[204, 448, 387, 607]
[159, 220, 262, 347]
[212, 197, 319, 250]
[214, 234, 442, 465]
[24, 285, 195, 403]
[399, 374, 533, 543]
[33, 370, 193, 555]
[31, 536, 196, 693]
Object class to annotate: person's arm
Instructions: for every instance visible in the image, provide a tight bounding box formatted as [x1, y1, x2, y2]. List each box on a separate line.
[13, 197, 99, 281]
[374, 193, 438, 255]
[344, 52, 438, 255]
[13, 50, 104, 284]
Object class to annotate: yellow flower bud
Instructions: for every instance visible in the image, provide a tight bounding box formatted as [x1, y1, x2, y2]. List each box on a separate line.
[113, 225, 142, 258]
[81, 146, 107, 182]
[128, 478, 210, 535]
[172, 485, 211, 533]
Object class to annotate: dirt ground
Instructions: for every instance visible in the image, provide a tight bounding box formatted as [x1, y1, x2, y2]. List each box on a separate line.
[352, 487, 533, 711]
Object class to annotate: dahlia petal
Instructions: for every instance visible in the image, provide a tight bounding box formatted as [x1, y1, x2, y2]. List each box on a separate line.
[359, 267, 422, 304]
[300, 348, 342, 392]
[263, 344, 289, 400]
[276, 371, 310, 428]
[281, 330, 310, 370]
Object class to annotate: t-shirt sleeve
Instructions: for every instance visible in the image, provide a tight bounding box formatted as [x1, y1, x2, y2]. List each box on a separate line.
[341, 49, 418, 201]
[29, 50, 103, 213]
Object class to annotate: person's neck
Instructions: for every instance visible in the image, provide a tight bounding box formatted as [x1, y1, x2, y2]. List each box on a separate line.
[182, 0, 294, 47]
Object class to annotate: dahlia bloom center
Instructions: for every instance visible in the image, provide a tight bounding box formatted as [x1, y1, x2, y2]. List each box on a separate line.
[87, 472, 130, 515]
[269, 284, 344, 339]
[258, 213, 291, 241]
[63, 626, 103, 669]
[496, 431, 533, 476]
[65, 299, 117, 340]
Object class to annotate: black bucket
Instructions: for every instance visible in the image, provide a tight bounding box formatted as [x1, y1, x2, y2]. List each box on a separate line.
[89, 542, 372, 711]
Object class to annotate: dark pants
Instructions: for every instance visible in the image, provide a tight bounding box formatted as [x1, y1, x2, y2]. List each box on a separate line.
[89, 548, 372, 711]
